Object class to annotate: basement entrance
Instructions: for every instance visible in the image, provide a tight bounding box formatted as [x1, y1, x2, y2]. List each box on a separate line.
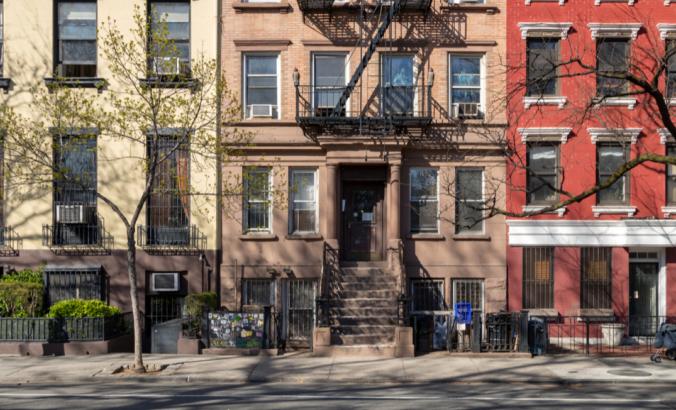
[340, 166, 386, 262]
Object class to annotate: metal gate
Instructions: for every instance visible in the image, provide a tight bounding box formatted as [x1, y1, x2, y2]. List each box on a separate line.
[282, 279, 316, 347]
[146, 295, 184, 353]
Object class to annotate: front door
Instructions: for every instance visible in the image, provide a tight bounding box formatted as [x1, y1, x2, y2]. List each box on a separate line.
[629, 262, 659, 336]
[342, 182, 385, 261]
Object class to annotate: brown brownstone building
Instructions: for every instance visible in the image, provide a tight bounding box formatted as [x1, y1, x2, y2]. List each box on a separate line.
[220, 0, 507, 355]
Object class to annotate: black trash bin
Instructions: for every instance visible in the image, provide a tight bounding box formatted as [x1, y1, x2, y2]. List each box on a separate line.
[528, 317, 547, 356]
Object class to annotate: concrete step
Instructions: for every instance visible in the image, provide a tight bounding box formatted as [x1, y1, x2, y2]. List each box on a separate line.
[312, 344, 396, 357]
[329, 298, 396, 308]
[331, 289, 399, 299]
[335, 268, 390, 277]
[331, 278, 396, 289]
[329, 316, 398, 326]
[329, 306, 398, 317]
[332, 325, 396, 336]
[330, 333, 395, 345]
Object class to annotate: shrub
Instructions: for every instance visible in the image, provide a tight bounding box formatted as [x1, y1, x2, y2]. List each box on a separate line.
[47, 299, 121, 319]
[183, 292, 218, 338]
[0, 267, 44, 284]
[0, 282, 43, 317]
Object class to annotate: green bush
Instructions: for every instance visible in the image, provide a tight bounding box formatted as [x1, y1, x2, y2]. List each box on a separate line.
[0, 282, 44, 317]
[0, 267, 44, 284]
[185, 292, 218, 318]
[47, 299, 121, 319]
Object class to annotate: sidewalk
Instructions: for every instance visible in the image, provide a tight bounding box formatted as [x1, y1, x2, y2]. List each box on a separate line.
[1, 352, 674, 385]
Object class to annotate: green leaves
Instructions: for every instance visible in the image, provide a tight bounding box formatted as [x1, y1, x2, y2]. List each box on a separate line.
[47, 299, 121, 319]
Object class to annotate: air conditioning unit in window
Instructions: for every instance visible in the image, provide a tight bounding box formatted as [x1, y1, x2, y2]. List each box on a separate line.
[452, 103, 481, 119]
[153, 57, 181, 76]
[248, 104, 275, 118]
[55, 204, 86, 224]
[150, 272, 180, 292]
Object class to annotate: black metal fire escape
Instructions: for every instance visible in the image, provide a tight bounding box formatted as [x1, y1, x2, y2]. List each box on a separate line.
[330, 0, 403, 118]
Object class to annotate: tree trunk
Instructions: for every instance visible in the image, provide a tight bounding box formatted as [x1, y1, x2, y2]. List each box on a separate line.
[127, 229, 145, 372]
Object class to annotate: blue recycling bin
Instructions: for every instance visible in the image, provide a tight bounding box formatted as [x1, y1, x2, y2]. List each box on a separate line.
[454, 302, 473, 325]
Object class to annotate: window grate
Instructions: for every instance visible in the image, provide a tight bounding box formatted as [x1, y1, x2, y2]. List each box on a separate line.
[410, 279, 445, 313]
[453, 279, 484, 315]
[242, 279, 275, 307]
[523, 247, 554, 309]
[581, 248, 612, 309]
[44, 268, 106, 307]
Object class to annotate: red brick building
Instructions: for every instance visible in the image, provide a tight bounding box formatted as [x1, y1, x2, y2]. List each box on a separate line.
[506, 0, 676, 330]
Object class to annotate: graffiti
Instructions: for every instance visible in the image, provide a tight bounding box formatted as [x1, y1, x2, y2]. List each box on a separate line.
[208, 311, 266, 348]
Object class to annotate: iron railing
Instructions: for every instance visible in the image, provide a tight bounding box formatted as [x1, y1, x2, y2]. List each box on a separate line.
[0, 313, 131, 342]
[43, 268, 107, 307]
[42, 219, 113, 255]
[295, 84, 433, 131]
[297, 0, 431, 12]
[137, 224, 206, 255]
[0, 226, 20, 256]
[316, 242, 338, 327]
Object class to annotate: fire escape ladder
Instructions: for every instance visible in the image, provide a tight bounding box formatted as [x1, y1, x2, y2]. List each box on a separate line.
[331, 0, 403, 117]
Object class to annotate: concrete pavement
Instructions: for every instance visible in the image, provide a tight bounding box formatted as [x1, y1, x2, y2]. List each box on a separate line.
[1, 352, 675, 385]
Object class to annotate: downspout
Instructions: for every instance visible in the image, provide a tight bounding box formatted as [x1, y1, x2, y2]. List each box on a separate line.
[215, 0, 224, 305]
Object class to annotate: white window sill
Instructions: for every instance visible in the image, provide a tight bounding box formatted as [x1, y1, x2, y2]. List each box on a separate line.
[592, 205, 636, 217]
[594, 97, 637, 110]
[522, 205, 566, 217]
[661, 206, 676, 218]
[594, 0, 634, 5]
[523, 96, 567, 109]
[525, 0, 565, 5]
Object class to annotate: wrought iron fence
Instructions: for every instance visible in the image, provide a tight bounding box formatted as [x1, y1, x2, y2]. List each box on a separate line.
[0, 313, 131, 342]
[42, 218, 113, 254]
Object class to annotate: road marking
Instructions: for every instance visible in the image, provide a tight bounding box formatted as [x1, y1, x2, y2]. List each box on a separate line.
[0, 392, 664, 403]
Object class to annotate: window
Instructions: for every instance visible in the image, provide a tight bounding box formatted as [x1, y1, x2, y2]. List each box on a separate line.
[44, 267, 106, 306]
[56, 1, 97, 77]
[289, 169, 318, 234]
[668, 145, 676, 204]
[410, 279, 445, 313]
[526, 38, 559, 96]
[312, 53, 346, 116]
[242, 279, 275, 306]
[455, 168, 483, 234]
[149, 1, 190, 77]
[668, 40, 676, 99]
[452, 279, 484, 316]
[0, 1, 4, 76]
[527, 143, 559, 204]
[382, 54, 414, 116]
[244, 167, 272, 232]
[581, 248, 612, 310]
[523, 247, 554, 309]
[410, 168, 438, 234]
[53, 134, 98, 245]
[597, 143, 630, 204]
[449, 55, 482, 118]
[244, 54, 279, 119]
[147, 134, 191, 246]
[596, 38, 629, 97]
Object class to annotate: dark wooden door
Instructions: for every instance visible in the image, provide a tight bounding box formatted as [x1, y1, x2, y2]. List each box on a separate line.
[342, 182, 385, 261]
[629, 262, 659, 336]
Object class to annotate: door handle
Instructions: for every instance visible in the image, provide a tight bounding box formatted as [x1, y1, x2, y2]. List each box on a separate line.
[341, 199, 346, 212]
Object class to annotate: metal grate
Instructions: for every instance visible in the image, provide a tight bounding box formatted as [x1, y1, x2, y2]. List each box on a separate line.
[242, 279, 275, 307]
[410, 279, 445, 313]
[453, 279, 484, 315]
[523, 247, 554, 309]
[581, 248, 612, 309]
[147, 135, 190, 245]
[44, 267, 106, 306]
[284, 279, 316, 345]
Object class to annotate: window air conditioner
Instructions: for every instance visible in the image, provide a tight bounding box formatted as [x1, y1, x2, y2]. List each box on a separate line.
[55, 204, 86, 224]
[452, 102, 481, 119]
[248, 104, 274, 118]
[153, 57, 181, 76]
[150, 272, 180, 292]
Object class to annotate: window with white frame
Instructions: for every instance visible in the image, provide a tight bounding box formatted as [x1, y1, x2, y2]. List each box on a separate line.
[452, 279, 484, 316]
[289, 169, 318, 234]
[449, 55, 483, 118]
[56, 1, 97, 78]
[244, 54, 279, 119]
[455, 168, 483, 234]
[410, 168, 438, 234]
[0, 1, 4, 76]
[244, 167, 272, 233]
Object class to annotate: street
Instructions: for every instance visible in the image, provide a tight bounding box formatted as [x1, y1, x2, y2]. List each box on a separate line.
[0, 382, 674, 409]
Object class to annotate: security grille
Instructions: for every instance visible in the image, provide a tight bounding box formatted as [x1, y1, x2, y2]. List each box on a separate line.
[452, 279, 484, 315]
[581, 248, 612, 309]
[44, 267, 106, 306]
[523, 247, 554, 309]
[242, 279, 275, 307]
[410, 279, 445, 313]
[283, 279, 316, 346]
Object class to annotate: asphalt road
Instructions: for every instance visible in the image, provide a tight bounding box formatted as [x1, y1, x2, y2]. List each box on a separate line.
[0, 381, 674, 409]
